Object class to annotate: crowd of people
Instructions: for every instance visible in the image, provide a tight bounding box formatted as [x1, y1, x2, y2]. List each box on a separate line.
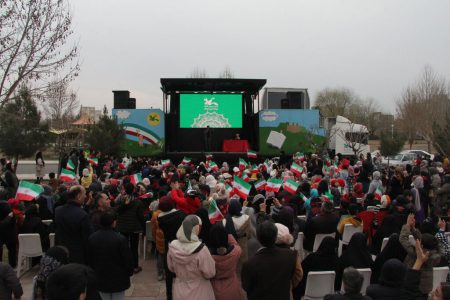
[0, 149, 450, 300]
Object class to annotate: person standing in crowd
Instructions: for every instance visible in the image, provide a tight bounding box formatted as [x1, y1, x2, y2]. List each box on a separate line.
[21, 204, 50, 252]
[242, 221, 298, 300]
[167, 215, 216, 300]
[209, 222, 245, 300]
[0, 162, 19, 198]
[88, 211, 134, 300]
[157, 196, 186, 300]
[35, 151, 45, 183]
[34, 246, 69, 299]
[0, 199, 17, 268]
[54, 185, 93, 264]
[0, 262, 23, 300]
[388, 166, 404, 200]
[115, 182, 145, 274]
[89, 192, 111, 231]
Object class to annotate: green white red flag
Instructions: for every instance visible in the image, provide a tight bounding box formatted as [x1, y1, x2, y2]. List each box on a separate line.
[263, 159, 270, 170]
[290, 162, 304, 176]
[208, 199, 224, 224]
[130, 173, 142, 186]
[265, 178, 283, 192]
[233, 176, 251, 199]
[88, 157, 98, 166]
[251, 164, 259, 174]
[283, 178, 299, 194]
[161, 159, 171, 167]
[254, 179, 267, 191]
[375, 186, 383, 201]
[209, 161, 218, 171]
[15, 181, 44, 201]
[182, 157, 191, 165]
[247, 150, 257, 159]
[60, 168, 76, 182]
[322, 191, 334, 202]
[225, 184, 233, 194]
[239, 158, 248, 170]
[66, 159, 76, 171]
[242, 172, 250, 182]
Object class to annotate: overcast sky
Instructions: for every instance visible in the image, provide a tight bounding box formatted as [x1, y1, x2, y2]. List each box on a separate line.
[69, 0, 450, 114]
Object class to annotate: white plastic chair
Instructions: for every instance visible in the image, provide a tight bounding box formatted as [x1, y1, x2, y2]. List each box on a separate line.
[338, 224, 363, 256]
[340, 268, 372, 295]
[17, 233, 43, 277]
[304, 271, 335, 300]
[432, 267, 449, 290]
[380, 237, 389, 252]
[49, 233, 55, 247]
[294, 232, 305, 260]
[313, 233, 336, 252]
[42, 219, 53, 226]
[143, 221, 153, 260]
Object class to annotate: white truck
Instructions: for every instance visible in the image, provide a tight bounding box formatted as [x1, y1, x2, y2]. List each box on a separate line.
[328, 115, 370, 156]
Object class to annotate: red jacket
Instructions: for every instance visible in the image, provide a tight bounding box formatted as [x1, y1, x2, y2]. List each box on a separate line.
[170, 189, 200, 215]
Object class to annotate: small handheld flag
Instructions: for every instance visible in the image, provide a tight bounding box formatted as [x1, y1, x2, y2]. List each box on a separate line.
[239, 158, 248, 170]
[130, 173, 142, 186]
[60, 168, 76, 182]
[232, 176, 252, 199]
[247, 150, 257, 159]
[88, 157, 98, 166]
[265, 178, 283, 193]
[283, 178, 299, 194]
[208, 199, 224, 224]
[66, 159, 76, 171]
[15, 181, 44, 201]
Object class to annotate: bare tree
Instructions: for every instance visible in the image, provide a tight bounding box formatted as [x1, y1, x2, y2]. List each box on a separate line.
[396, 65, 448, 152]
[42, 80, 78, 129]
[189, 67, 209, 78]
[314, 87, 358, 117]
[218, 66, 234, 79]
[0, 0, 79, 106]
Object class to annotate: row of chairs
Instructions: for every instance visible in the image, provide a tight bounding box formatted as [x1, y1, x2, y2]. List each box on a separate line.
[303, 266, 449, 299]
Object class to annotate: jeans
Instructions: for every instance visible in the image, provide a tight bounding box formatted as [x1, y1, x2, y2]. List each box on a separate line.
[99, 291, 125, 300]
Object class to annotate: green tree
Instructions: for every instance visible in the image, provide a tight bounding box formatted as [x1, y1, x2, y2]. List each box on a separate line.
[0, 86, 49, 160]
[84, 115, 125, 157]
[379, 132, 405, 167]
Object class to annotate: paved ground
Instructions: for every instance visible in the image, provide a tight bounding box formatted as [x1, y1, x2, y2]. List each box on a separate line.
[19, 254, 166, 300]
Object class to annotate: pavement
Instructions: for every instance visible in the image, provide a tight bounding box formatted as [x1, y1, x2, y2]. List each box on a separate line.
[19, 252, 166, 300]
[15, 160, 59, 181]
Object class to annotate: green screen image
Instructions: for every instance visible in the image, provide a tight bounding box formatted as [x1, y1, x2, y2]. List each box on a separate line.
[180, 94, 242, 128]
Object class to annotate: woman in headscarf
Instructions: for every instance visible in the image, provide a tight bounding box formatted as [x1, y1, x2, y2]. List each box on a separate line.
[303, 188, 319, 218]
[367, 171, 383, 196]
[223, 198, 250, 269]
[296, 237, 338, 299]
[196, 207, 212, 247]
[366, 258, 408, 299]
[167, 215, 216, 300]
[34, 246, 69, 299]
[208, 222, 245, 300]
[336, 232, 373, 290]
[388, 167, 404, 200]
[411, 176, 425, 223]
[371, 233, 407, 283]
[371, 215, 401, 255]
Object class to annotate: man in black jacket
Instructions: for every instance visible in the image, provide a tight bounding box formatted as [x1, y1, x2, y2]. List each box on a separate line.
[55, 185, 93, 264]
[304, 201, 340, 251]
[324, 267, 371, 300]
[242, 221, 297, 300]
[88, 210, 133, 299]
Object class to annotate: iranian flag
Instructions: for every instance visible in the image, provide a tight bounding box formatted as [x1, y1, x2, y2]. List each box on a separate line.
[206, 154, 213, 160]
[242, 172, 250, 182]
[161, 159, 171, 167]
[263, 159, 270, 170]
[225, 184, 233, 194]
[182, 157, 191, 165]
[299, 192, 308, 202]
[290, 162, 304, 176]
[375, 186, 383, 201]
[250, 164, 259, 174]
[209, 161, 218, 171]
[239, 158, 248, 170]
[60, 168, 76, 182]
[88, 157, 98, 166]
[254, 179, 267, 191]
[247, 150, 257, 159]
[15, 181, 44, 201]
[322, 191, 334, 202]
[66, 159, 76, 171]
[265, 178, 283, 192]
[283, 178, 299, 194]
[208, 199, 224, 224]
[233, 176, 251, 199]
[139, 192, 153, 199]
[130, 173, 142, 186]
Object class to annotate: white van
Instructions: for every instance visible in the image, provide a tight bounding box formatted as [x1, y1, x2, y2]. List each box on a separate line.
[328, 116, 370, 156]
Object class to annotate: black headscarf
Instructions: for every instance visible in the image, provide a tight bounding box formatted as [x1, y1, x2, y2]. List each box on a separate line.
[225, 199, 242, 238]
[274, 206, 295, 233]
[195, 208, 212, 247]
[209, 222, 234, 256]
[379, 258, 407, 287]
[371, 233, 407, 283]
[339, 233, 373, 269]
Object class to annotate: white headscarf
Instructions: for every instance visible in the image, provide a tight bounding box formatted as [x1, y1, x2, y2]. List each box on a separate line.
[171, 215, 203, 254]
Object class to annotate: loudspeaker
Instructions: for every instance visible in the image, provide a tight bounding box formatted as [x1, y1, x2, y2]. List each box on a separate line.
[281, 98, 289, 109]
[286, 92, 303, 109]
[127, 98, 136, 109]
[113, 90, 130, 109]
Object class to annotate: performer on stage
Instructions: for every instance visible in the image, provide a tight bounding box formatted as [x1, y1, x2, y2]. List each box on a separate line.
[204, 126, 212, 151]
